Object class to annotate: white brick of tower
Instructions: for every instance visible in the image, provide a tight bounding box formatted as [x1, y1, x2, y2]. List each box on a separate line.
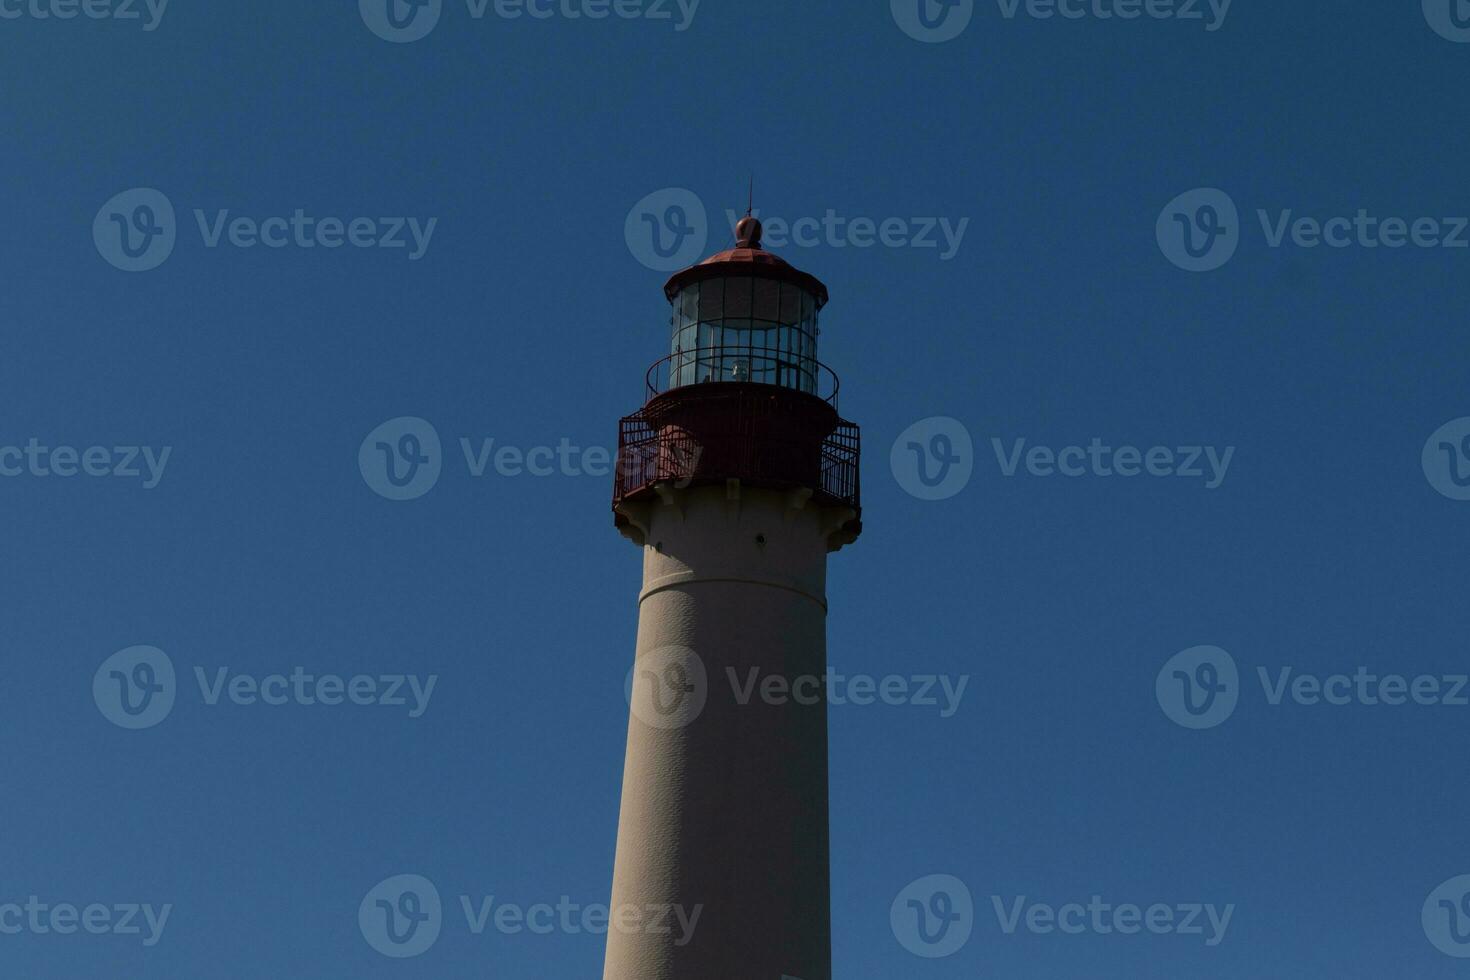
[603, 482, 855, 980]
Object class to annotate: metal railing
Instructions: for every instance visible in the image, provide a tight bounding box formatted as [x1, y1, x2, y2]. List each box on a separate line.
[614, 411, 861, 512]
[643, 345, 841, 409]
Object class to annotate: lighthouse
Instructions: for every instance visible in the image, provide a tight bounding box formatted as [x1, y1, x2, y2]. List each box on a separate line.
[605, 214, 862, 979]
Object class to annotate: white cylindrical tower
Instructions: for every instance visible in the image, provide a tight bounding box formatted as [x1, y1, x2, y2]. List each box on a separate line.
[605, 216, 861, 980]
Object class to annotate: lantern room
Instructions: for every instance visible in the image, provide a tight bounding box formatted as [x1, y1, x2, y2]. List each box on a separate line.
[657, 216, 831, 397]
[614, 211, 861, 551]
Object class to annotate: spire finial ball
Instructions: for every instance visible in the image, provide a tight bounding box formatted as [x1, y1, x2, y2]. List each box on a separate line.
[735, 215, 763, 249]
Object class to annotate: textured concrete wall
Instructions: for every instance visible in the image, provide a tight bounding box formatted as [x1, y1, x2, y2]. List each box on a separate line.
[604, 484, 839, 980]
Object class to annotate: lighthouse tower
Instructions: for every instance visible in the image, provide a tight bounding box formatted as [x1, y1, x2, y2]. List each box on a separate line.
[605, 215, 861, 980]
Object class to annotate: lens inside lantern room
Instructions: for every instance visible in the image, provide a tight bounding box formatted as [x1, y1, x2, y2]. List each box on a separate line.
[667, 277, 820, 394]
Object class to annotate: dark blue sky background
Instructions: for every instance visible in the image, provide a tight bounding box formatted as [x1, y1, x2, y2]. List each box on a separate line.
[3, 1, 1469, 977]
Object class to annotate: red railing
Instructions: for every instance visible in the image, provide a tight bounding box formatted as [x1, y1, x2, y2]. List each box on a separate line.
[614, 411, 861, 512]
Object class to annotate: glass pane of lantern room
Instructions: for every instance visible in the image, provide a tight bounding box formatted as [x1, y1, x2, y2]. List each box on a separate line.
[677, 323, 697, 387]
[680, 283, 699, 324]
[696, 321, 719, 382]
[697, 278, 722, 323]
[802, 308, 819, 393]
[669, 288, 694, 388]
[724, 277, 753, 320]
[753, 277, 780, 325]
[779, 283, 800, 324]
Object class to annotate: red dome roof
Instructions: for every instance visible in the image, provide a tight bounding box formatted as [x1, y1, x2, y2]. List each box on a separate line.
[662, 216, 829, 307]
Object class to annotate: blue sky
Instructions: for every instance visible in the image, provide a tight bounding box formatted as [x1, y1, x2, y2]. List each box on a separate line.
[3, 1, 1470, 977]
